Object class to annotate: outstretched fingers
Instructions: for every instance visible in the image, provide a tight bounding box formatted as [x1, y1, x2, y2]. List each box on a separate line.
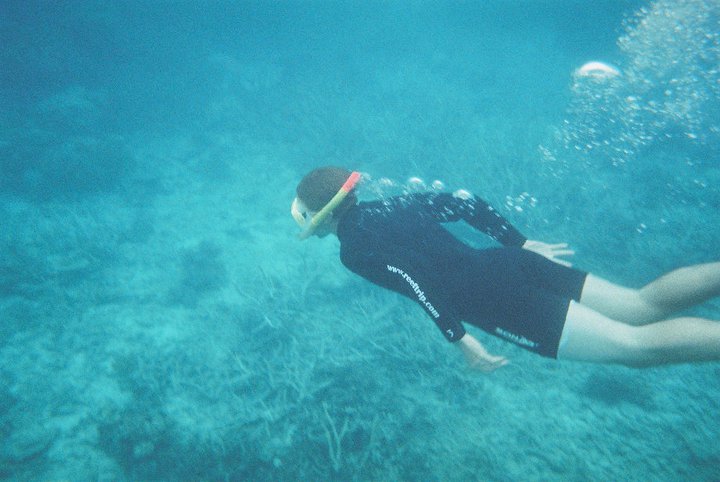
[523, 240, 576, 267]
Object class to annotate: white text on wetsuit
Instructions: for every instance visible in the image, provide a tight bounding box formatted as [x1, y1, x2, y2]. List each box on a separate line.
[386, 265, 441, 319]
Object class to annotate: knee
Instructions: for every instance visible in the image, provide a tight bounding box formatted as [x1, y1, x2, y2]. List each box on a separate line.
[625, 291, 666, 325]
[614, 328, 659, 368]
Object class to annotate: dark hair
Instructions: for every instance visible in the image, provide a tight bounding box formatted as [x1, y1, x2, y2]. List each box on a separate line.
[296, 166, 357, 219]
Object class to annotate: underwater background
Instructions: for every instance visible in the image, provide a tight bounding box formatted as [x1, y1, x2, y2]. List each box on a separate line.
[1, 0, 719, 480]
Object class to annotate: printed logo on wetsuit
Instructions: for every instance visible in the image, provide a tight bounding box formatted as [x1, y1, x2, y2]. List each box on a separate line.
[494, 328, 538, 349]
[386, 265, 440, 318]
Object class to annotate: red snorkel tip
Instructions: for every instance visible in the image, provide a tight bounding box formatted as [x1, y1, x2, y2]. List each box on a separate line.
[341, 171, 362, 192]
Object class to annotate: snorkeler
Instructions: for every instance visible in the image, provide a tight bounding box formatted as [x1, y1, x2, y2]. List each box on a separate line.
[291, 166, 720, 371]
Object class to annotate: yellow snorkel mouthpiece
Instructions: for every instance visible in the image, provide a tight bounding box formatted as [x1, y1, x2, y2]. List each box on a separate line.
[296, 171, 361, 240]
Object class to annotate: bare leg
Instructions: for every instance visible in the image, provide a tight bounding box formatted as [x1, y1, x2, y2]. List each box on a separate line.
[579, 262, 720, 325]
[557, 301, 720, 367]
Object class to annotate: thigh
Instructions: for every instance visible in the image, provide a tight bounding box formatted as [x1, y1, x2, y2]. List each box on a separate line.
[557, 300, 639, 364]
[579, 274, 661, 324]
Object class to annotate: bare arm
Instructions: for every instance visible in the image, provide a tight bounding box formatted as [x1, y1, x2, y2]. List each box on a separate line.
[456, 333, 508, 372]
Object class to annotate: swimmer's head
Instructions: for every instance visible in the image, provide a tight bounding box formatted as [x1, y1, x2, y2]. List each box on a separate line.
[292, 167, 359, 239]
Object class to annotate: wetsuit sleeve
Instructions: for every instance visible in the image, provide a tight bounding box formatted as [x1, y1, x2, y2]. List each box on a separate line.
[434, 314, 466, 342]
[419, 193, 527, 246]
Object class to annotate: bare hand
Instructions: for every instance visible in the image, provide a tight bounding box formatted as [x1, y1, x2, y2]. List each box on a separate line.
[457, 334, 509, 373]
[522, 240, 575, 267]
[467, 353, 509, 373]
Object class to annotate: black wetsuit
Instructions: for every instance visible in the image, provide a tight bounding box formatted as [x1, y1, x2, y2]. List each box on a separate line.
[336, 193, 587, 358]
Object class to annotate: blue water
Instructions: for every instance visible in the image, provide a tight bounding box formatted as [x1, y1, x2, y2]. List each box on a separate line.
[1, 1, 719, 480]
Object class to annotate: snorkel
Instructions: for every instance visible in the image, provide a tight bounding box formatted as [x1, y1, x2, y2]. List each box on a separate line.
[293, 171, 361, 240]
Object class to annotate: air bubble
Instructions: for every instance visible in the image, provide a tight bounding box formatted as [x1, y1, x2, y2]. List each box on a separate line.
[576, 61, 621, 79]
[406, 177, 426, 191]
[453, 189, 472, 200]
